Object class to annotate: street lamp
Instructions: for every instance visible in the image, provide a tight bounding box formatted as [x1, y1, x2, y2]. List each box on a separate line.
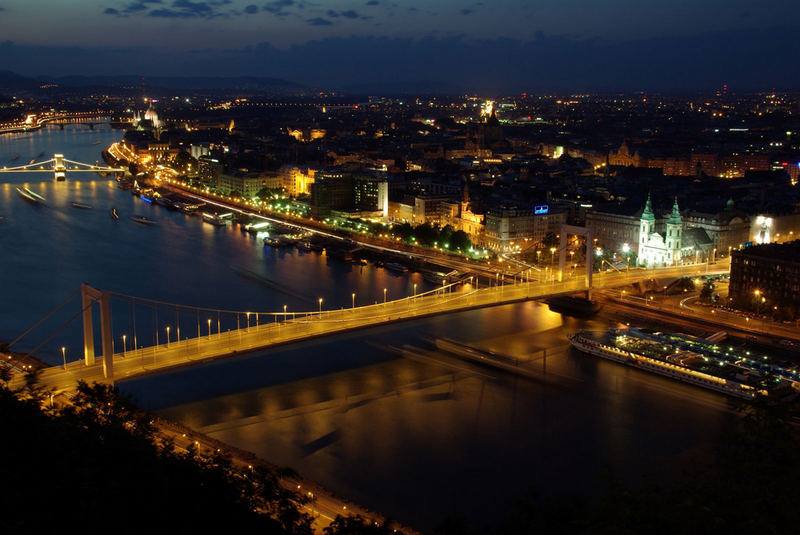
[384, 288, 387, 304]
[207, 318, 212, 339]
[413, 283, 417, 297]
[351, 293, 356, 309]
[318, 297, 323, 315]
[284, 304, 288, 321]
[166, 326, 170, 347]
[550, 247, 556, 264]
[61, 346, 66, 370]
[246, 312, 251, 331]
[122, 334, 127, 357]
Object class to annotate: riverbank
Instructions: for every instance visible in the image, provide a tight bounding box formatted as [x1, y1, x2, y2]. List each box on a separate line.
[149, 409, 420, 534]
[0, 357, 418, 534]
[155, 179, 501, 277]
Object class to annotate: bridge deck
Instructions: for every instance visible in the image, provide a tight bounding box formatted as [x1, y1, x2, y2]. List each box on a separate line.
[31, 263, 726, 392]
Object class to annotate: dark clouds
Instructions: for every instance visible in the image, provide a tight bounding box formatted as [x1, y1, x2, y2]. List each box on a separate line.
[103, 0, 243, 18]
[306, 17, 331, 25]
[3, 28, 800, 93]
[102, 0, 363, 21]
[262, 0, 294, 15]
[326, 9, 359, 19]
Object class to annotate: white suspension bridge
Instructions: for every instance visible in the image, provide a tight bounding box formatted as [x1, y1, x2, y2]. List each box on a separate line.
[8, 259, 727, 393]
[0, 154, 125, 181]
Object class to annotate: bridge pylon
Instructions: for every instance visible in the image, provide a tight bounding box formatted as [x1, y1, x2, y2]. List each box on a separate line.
[53, 154, 66, 181]
[80, 284, 114, 382]
[557, 224, 594, 299]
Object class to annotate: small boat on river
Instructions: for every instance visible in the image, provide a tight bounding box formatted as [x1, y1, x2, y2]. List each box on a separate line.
[130, 215, 157, 225]
[16, 187, 45, 204]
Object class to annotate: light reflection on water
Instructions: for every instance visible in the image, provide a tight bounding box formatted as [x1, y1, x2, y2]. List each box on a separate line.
[1, 125, 736, 531]
[129, 302, 735, 531]
[0, 126, 436, 363]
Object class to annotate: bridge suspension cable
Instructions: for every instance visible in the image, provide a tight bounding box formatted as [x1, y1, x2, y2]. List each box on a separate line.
[25, 301, 93, 358]
[7, 288, 81, 348]
[104, 282, 465, 318]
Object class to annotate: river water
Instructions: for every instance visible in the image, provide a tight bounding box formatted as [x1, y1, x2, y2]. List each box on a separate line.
[0, 125, 737, 531]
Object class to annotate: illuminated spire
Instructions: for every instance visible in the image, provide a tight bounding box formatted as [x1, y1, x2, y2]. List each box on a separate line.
[642, 192, 655, 221]
[668, 197, 682, 224]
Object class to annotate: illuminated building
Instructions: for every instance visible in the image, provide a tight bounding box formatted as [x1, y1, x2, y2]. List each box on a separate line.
[287, 127, 326, 142]
[309, 173, 387, 218]
[197, 155, 222, 188]
[219, 170, 279, 198]
[440, 182, 485, 242]
[278, 165, 317, 196]
[729, 241, 800, 303]
[484, 205, 566, 252]
[588, 196, 722, 265]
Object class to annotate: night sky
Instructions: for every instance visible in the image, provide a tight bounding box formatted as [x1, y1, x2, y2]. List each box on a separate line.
[1, 0, 798, 91]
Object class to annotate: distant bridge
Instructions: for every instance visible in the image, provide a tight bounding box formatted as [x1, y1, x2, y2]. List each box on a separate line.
[14, 263, 726, 392]
[0, 112, 120, 134]
[0, 154, 125, 181]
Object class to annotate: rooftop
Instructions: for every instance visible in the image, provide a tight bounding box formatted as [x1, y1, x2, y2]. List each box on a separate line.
[735, 240, 800, 262]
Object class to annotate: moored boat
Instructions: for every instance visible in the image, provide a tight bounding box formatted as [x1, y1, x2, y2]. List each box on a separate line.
[385, 262, 409, 273]
[546, 295, 602, 317]
[569, 328, 797, 400]
[110, 208, 120, 220]
[71, 201, 93, 210]
[202, 212, 227, 226]
[181, 203, 201, 215]
[423, 272, 447, 284]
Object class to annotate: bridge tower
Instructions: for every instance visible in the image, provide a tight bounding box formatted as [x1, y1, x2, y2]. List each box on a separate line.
[53, 153, 66, 181]
[80, 284, 115, 382]
[557, 224, 594, 298]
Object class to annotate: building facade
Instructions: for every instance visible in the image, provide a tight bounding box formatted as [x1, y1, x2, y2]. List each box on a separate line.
[729, 241, 800, 304]
[484, 205, 566, 252]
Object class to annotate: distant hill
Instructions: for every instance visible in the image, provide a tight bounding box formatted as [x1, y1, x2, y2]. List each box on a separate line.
[0, 71, 305, 94]
[342, 79, 457, 95]
[0, 70, 41, 91]
[53, 75, 304, 93]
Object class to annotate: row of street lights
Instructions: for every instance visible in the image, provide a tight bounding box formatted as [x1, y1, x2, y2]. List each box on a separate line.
[60, 283, 439, 369]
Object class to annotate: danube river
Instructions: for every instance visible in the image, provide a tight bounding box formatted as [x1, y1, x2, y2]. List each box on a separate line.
[0, 125, 737, 531]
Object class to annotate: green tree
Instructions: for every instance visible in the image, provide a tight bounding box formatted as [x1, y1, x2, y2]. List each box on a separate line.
[450, 230, 471, 251]
[699, 281, 714, 303]
[673, 276, 695, 293]
[173, 151, 198, 173]
[325, 514, 404, 534]
[542, 232, 559, 249]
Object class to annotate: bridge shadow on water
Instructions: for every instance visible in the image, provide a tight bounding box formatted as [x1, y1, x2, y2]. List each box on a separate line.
[117, 319, 438, 410]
